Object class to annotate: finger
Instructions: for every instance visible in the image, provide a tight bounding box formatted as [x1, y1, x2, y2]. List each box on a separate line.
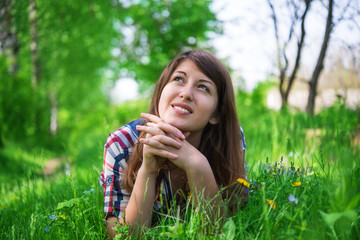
[141, 139, 178, 159]
[147, 122, 180, 140]
[140, 113, 185, 139]
[136, 125, 165, 136]
[154, 121, 185, 140]
[140, 135, 181, 149]
[146, 121, 185, 141]
[152, 135, 182, 149]
[140, 113, 162, 123]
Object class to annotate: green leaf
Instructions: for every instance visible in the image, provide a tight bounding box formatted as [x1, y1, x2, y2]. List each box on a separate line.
[56, 197, 81, 210]
[319, 210, 358, 228]
[347, 193, 360, 210]
[222, 218, 236, 240]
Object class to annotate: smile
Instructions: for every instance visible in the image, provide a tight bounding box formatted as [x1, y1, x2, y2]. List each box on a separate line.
[172, 105, 192, 114]
[174, 106, 191, 113]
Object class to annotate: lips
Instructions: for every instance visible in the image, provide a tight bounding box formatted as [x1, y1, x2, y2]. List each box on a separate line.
[171, 103, 193, 114]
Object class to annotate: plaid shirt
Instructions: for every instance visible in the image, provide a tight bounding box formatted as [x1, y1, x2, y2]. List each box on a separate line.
[100, 119, 246, 219]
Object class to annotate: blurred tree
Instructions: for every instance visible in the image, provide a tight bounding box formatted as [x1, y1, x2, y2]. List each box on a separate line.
[267, 0, 311, 109]
[0, 0, 118, 148]
[305, 0, 358, 114]
[0, 0, 27, 148]
[0, 0, 220, 149]
[267, 0, 359, 114]
[305, 0, 333, 114]
[110, 0, 221, 91]
[0, 0, 20, 77]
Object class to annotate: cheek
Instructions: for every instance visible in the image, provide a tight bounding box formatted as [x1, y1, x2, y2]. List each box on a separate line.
[158, 86, 171, 117]
[206, 96, 218, 115]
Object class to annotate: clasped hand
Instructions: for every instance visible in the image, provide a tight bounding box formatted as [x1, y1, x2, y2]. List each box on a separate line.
[136, 113, 205, 175]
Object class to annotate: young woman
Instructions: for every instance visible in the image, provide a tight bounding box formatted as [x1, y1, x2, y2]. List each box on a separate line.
[100, 50, 247, 237]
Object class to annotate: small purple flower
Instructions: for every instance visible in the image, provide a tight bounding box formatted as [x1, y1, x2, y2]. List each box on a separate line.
[45, 227, 50, 232]
[288, 194, 298, 204]
[265, 165, 271, 169]
[280, 165, 284, 169]
[288, 169, 293, 174]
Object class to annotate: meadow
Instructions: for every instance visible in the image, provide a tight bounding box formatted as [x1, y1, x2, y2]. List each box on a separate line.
[1, 85, 359, 240]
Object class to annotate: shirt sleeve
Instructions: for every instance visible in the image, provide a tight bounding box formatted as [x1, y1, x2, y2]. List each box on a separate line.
[99, 124, 139, 219]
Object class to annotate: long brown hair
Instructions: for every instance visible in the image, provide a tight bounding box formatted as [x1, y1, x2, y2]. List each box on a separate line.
[123, 50, 246, 197]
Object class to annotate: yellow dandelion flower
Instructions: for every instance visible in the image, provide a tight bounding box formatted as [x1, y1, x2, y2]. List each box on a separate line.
[236, 178, 250, 188]
[292, 181, 302, 187]
[11, 196, 19, 201]
[58, 215, 66, 220]
[266, 199, 276, 210]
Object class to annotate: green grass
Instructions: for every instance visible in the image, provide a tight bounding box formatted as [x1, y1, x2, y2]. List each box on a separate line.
[1, 95, 359, 239]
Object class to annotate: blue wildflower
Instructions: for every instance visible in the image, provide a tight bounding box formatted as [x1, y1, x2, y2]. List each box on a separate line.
[288, 194, 298, 204]
[49, 215, 57, 220]
[45, 227, 50, 232]
[83, 190, 90, 194]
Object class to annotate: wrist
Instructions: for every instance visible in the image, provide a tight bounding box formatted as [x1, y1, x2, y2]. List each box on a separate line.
[184, 155, 209, 176]
[139, 164, 159, 178]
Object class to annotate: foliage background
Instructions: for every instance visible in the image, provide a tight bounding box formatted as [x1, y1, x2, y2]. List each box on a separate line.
[0, 0, 359, 239]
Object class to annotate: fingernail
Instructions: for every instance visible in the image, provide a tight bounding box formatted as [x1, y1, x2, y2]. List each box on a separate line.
[179, 132, 185, 139]
[171, 153, 178, 159]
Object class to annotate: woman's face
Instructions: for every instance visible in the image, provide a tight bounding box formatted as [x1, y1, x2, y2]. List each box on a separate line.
[158, 59, 219, 136]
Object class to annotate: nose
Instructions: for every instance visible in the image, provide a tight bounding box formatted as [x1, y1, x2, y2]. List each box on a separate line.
[179, 84, 193, 101]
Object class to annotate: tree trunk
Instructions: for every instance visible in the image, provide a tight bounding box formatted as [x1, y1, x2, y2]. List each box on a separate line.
[29, 0, 41, 88]
[306, 0, 333, 115]
[0, 0, 20, 147]
[0, 0, 20, 76]
[50, 91, 58, 135]
[284, 0, 311, 102]
[268, 0, 311, 108]
[29, 0, 44, 136]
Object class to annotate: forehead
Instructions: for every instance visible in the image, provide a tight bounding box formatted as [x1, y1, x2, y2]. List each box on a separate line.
[172, 60, 211, 80]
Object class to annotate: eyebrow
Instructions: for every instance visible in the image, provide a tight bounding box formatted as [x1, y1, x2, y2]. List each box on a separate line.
[174, 71, 215, 86]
